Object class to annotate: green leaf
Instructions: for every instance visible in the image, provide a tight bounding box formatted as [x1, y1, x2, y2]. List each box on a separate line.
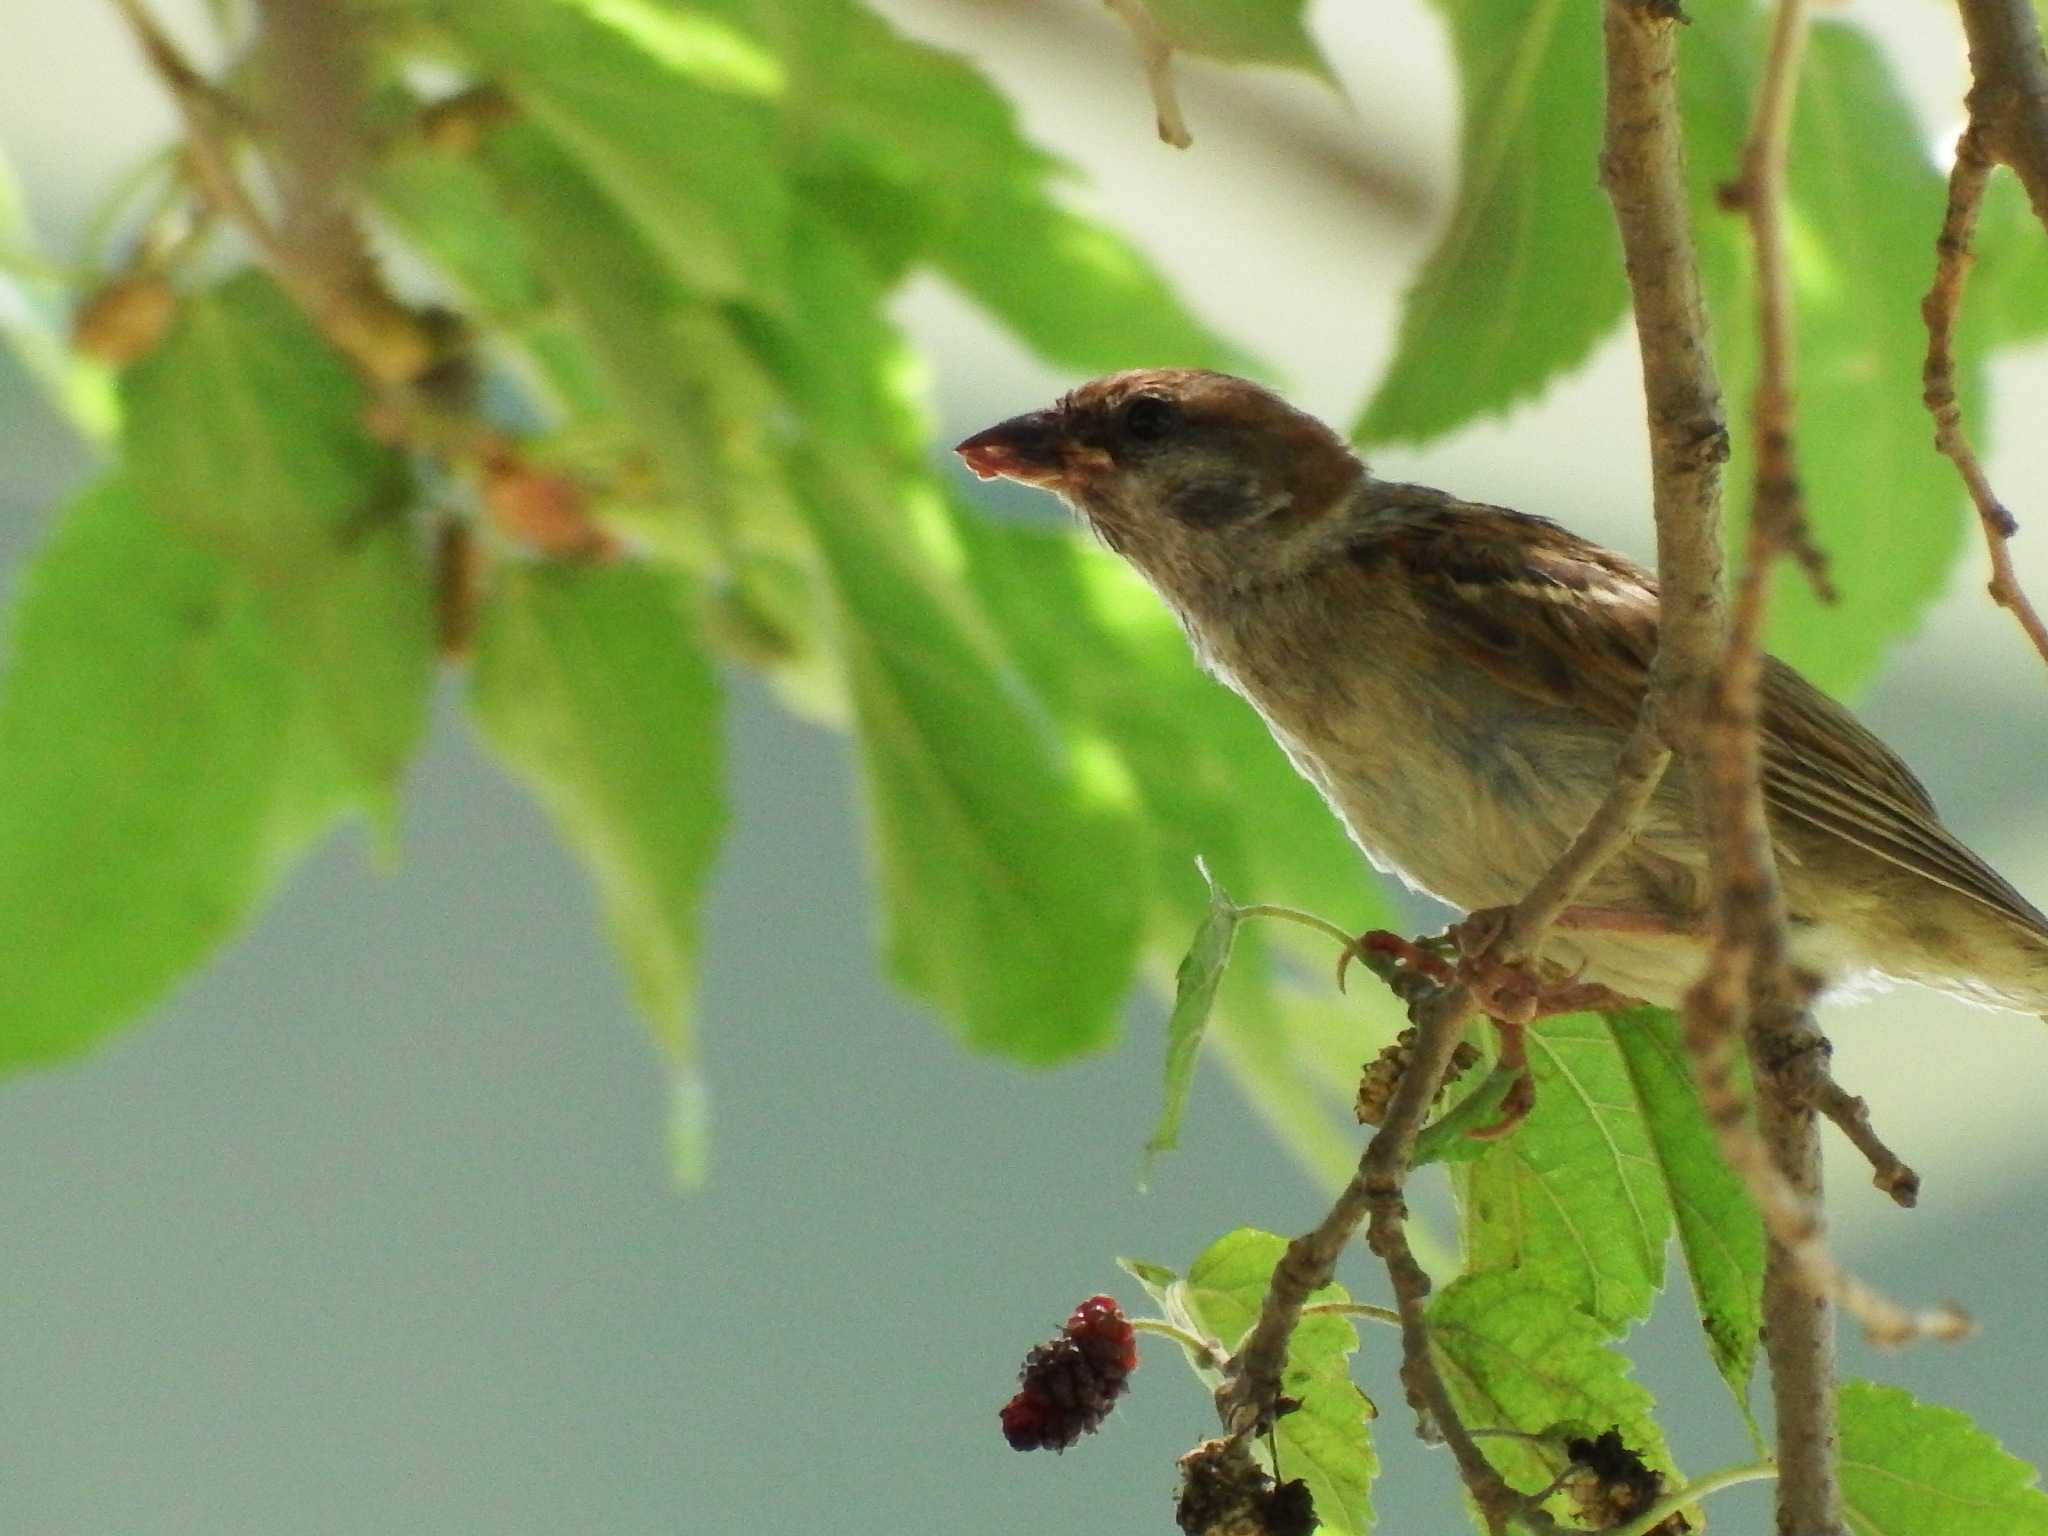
[1146, 860, 1243, 1163]
[368, 145, 547, 319]
[1703, 22, 1973, 693]
[470, 560, 726, 1181]
[258, 520, 435, 824]
[1455, 1012, 1673, 1333]
[1358, 16, 1971, 695]
[749, 215, 1147, 1062]
[117, 272, 430, 806]
[120, 271, 403, 574]
[1174, 1229, 1378, 1535]
[783, 0, 1253, 374]
[438, 0, 785, 303]
[1142, 0, 1331, 76]
[1609, 1005, 1763, 1418]
[0, 481, 351, 1067]
[1965, 172, 2048, 349]
[1840, 1380, 2048, 1536]
[1429, 1271, 1679, 1511]
[1356, 0, 1619, 443]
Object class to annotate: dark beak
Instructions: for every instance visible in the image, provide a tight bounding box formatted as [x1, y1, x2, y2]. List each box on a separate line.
[954, 410, 1067, 487]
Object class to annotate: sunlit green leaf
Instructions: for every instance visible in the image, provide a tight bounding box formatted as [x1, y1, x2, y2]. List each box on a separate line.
[0, 481, 350, 1067]
[1704, 22, 1973, 693]
[783, 0, 1252, 374]
[1455, 1012, 1673, 1333]
[1429, 1272, 1680, 1514]
[121, 271, 402, 573]
[743, 215, 1147, 1062]
[1356, 0, 1617, 442]
[438, 0, 785, 303]
[1841, 1380, 2048, 1536]
[470, 560, 725, 1181]
[1609, 1005, 1763, 1418]
[1174, 1229, 1378, 1535]
[118, 272, 429, 808]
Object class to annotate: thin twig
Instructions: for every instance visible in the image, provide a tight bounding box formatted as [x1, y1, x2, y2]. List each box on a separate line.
[1811, 1075, 1920, 1207]
[1920, 133, 2048, 667]
[110, 0, 442, 386]
[1101, 0, 1193, 149]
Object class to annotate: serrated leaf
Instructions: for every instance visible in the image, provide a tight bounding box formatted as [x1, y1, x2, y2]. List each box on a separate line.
[1455, 1012, 1673, 1332]
[1143, 0, 1331, 76]
[1177, 1229, 1378, 1535]
[1609, 1005, 1763, 1418]
[784, 0, 1252, 375]
[1429, 1272, 1680, 1511]
[1841, 1379, 2048, 1535]
[744, 215, 1146, 1062]
[0, 481, 353, 1067]
[1357, 0, 1619, 443]
[121, 271, 402, 574]
[470, 561, 725, 1181]
[439, 0, 785, 303]
[1146, 860, 1242, 1162]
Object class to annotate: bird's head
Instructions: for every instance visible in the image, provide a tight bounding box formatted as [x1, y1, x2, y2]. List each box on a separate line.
[955, 369, 1365, 604]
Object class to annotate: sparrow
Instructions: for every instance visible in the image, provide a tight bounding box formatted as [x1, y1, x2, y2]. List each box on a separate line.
[956, 368, 2048, 1016]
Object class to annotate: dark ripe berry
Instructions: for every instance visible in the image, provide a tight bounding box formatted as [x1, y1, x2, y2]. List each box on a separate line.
[999, 1295, 1137, 1451]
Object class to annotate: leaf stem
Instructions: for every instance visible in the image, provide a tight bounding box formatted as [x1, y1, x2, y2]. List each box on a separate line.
[1235, 902, 1359, 951]
[1129, 1316, 1230, 1372]
[1607, 1459, 1777, 1536]
[1298, 1299, 1401, 1328]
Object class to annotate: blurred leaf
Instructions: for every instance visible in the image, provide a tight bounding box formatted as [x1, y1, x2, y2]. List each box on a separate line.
[1964, 172, 2048, 349]
[1356, 0, 1619, 442]
[478, 121, 791, 543]
[1146, 859, 1242, 1163]
[0, 143, 117, 442]
[118, 272, 429, 807]
[783, 0, 1253, 374]
[1142, 0, 1332, 76]
[121, 271, 401, 573]
[1171, 1229, 1379, 1535]
[438, 0, 785, 303]
[1358, 15, 1975, 695]
[1429, 1272, 1679, 1513]
[368, 147, 546, 319]
[1703, 22, 1973, 693]
[1455, 1012, 1673, 1333]
[0, 481, 350, 1067]
[1840, 1380, 2048, 1535]
[1609, 1005, 1763, 1419]
[470, 560, 726, 1182]
[745, 215, 1147, 1061]
[258, 520, 435, 823]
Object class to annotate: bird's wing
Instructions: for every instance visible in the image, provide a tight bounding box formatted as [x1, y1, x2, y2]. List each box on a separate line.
[1352, 493, 2048, 938]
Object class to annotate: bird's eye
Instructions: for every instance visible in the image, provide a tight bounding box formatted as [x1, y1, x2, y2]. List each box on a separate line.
[1122, 394, 1179, 443]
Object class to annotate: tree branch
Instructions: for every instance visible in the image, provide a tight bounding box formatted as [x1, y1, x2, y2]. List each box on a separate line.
[1920, 130, 2048, 668]
[1955, 0, 2048, 229]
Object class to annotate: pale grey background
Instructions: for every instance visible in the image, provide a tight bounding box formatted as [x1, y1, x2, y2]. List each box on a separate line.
[2, 2, 2045, 1531]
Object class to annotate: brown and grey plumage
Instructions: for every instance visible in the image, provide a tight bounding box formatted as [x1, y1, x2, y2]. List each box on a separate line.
[958, 368, 2048, 1013]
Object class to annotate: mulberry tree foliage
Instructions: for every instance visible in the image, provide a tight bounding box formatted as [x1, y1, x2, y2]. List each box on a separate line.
[3, 3, 2046, 1528]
